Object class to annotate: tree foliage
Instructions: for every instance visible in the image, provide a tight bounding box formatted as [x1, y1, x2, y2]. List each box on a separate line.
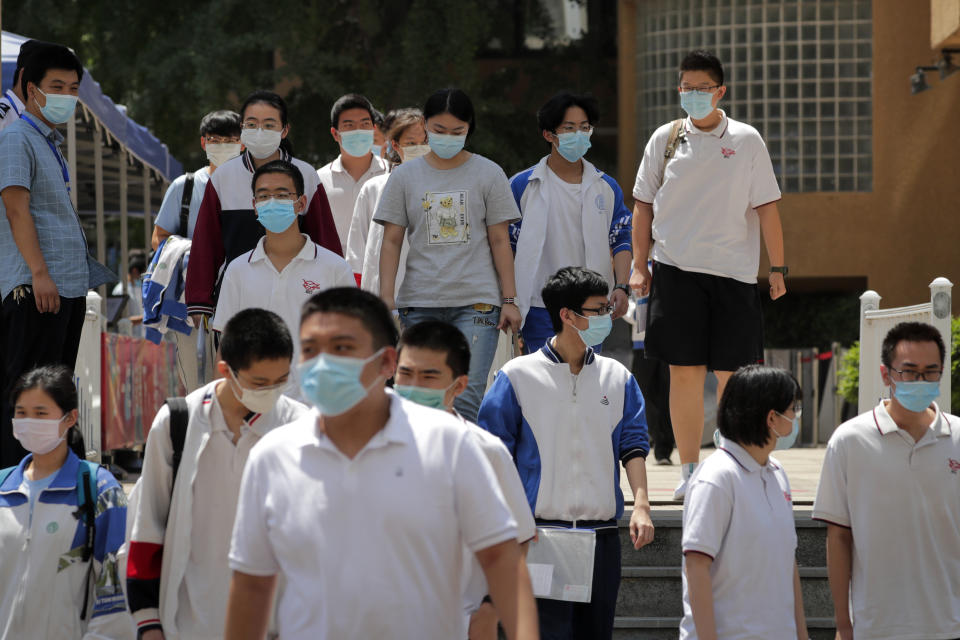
[5, 0, 618, 174]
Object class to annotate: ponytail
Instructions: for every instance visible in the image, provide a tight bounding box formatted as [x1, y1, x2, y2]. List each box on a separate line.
[67, 426, 86, 460]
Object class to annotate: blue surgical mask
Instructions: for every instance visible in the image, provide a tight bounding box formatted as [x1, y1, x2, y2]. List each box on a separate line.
[893, 380, 940, 413]
[394, 381, 456, 411]
[340, 129, 375, 157]
[554, 130, 592, 163]
[573, 312, 613, 348]
[35, 88, 78, 125]
[297, 348, 385, 416]
[771, 412, 800, 450]
[255, 199, 297, 233]
[427, 131, 466, 159]
[680, 90, 715, 120]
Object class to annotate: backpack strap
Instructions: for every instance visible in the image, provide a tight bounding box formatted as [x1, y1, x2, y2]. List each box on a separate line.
[662, 118, 686, 173]
[166, 397, 189, 496]
[75, 460, 99, 621]
[178, 173, 195, 238]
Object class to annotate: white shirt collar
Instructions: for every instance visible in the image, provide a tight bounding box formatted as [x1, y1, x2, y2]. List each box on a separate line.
[311, 390, 415, 454]
[331, 154, 386, 178]
[684, 109, 729, 138]
[247, 233, 316, 265]
[873, 400, 952, 438]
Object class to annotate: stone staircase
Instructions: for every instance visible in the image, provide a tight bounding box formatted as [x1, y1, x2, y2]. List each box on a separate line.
[613, 508, 835, 639]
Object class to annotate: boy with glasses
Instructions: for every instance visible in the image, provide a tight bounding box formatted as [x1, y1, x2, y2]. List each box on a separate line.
[629, 49, 787, 500]
[814, 321, 960, 640]
[510, 92, 633, 354]
[479, 266, 654, 640]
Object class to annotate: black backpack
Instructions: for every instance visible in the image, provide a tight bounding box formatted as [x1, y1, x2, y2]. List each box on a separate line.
[165, 397, 189, 495]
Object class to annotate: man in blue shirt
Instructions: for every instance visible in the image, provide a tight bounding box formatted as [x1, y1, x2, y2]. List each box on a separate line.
[0, 43, 114, 466]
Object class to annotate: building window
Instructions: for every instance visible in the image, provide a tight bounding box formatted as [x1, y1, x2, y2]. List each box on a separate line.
[636, 0, 873, 192]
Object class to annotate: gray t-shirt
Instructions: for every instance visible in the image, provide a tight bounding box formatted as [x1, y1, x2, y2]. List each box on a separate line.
[373, 154, 520, 308]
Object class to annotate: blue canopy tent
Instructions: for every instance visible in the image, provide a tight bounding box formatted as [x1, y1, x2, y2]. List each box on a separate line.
[2, 30, 182, 277]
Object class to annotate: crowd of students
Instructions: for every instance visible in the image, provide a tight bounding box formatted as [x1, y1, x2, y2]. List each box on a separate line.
[0, 37, 958, 640]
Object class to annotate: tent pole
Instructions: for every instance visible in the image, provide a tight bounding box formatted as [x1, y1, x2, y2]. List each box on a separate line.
[94, 127, 106, 300]
[143, 165, 151, 251]
[67, 111, 78, 210]
[119, 150, 128, 282]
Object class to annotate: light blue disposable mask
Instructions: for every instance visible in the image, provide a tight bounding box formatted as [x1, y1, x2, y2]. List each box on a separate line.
[297, 348, 385, 416]
[35, 88, 78, 124]
[680, 90, 715, 120]
[339, 129, 375, 157]
[772, 412, 800, 450]
[573, 311, 613, 348]
[394, 381, 456, 411]
[427, 131, 467, 159]
[255, 199, 297, 233]
[554, 130, 592, 163]
[893, 380, 940, 413]
[370, 144, 382, 157]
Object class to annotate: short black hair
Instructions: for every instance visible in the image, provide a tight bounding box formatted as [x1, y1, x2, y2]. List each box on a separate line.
[537, 91, 600, 133]
[14, 40, 49, 89]
[881, 321, 946, 368]
[717, 365, 800, 448]
[11, 364, 85, 459]
[251, 159, 304, 197]
[241, 90, 289, 126]
[300, 288, 398, 350]
[330, 93, 375, 128]
[219, 308, 294, 371]
[541, 267, 609, 333]
[398, 321, 471, 378]
[128, 250, 147, 275]
[423, 88, 476, 137]
[21, 42, 84, 98]
[199, 110, 242, 138]
[679, 49, 724, 86]
[372, 108, 384, 128]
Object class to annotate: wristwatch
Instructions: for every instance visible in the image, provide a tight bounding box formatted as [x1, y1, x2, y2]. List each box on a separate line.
[770, 266, 789, 277]
[614, 284, 631, 295]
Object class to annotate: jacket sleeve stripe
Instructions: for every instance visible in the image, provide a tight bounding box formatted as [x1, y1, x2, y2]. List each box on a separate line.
[127, 541, 164, 579]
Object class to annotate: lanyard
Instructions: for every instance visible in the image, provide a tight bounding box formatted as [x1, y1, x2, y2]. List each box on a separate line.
[20, 112, 70, 193]
[5, 90, 22, 117]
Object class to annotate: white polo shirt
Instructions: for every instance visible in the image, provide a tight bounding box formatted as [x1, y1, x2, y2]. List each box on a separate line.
[345, 173, 389, 276]
[212, 233, 355, 347]
[228, 391, 519, 640]
[813, 401, 960, 640]
[632, 110, 781, 284]
[317, 154, 387, 254]
[680, 439, 797, 640]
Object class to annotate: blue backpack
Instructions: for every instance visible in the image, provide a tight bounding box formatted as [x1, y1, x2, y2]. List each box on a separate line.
[0, 458, 100, 619]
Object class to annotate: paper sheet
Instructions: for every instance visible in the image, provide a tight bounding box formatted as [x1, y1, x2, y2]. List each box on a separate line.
[527, 563, 554, 597]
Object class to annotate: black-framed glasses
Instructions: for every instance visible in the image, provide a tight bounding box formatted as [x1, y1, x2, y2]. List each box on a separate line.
[887, 366, 943, 382]
[555, 124, 594, 135]
[679, 85, 721, 93]
[578, 304, 614, 317]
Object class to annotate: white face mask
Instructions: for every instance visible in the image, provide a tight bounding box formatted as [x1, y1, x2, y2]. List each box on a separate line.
[205, 142, 241, 167]
[401, 144, 431, 161]
[13, 415, 70, 455]
[228, 369, 285, 414]
[240, 128, 282, 159]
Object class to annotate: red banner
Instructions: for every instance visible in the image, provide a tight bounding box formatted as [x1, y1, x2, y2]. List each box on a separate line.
[101, 333, 186, 450]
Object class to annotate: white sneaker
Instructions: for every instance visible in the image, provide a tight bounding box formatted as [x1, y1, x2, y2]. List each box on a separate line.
[673, 478, 688, 501]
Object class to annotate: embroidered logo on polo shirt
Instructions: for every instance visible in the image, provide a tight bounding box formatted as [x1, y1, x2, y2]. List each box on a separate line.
[783, 491, 791, 502]
[46, 522, 59, 534]
[303, 279, 324, 293]
[720, 147, 736, 159]
[600, 395, 609, 405]
[949, 458, 960, 474]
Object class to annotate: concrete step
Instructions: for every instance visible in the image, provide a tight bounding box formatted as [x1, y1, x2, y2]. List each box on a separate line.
[612, 616, 838, 639]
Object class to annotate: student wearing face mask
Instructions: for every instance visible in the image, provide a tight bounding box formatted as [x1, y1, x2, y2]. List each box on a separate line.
[344, 107, 429, 290]
[185, 90, 341, 329]
[510, 92, 633, 354]
[213, 160, 355, 373]
[127, 308, 307, 640]
[681, 365, 807, 640]
[317, 94, 388, 254]
[478, 266, 653, 640]
[375, 88, 522, 423]
[0, 365, 134, 639]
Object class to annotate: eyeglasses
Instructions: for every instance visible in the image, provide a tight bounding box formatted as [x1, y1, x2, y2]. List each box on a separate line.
[775, 405, 803, 421]
[679, 85, 721, 93]
[254, 191, 296, 203]
[204, 135, 241, 144]
[242, 120, 283, 131]
[578, 304, 614, 317]
[887, 366, 943, 382]
[556, 124, 594, 135]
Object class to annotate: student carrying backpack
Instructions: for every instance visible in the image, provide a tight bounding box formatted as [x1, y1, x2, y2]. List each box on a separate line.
[0, 365, 134, 638]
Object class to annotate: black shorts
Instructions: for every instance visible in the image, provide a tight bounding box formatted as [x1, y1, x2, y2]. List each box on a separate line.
[644, 261, 763, 371]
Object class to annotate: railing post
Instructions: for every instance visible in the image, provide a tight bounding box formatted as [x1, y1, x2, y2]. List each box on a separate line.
[75, 291, 103, 461]
[858, 290, 881, 413]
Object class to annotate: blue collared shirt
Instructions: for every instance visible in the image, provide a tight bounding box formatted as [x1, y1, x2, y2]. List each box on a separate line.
[0, 115, 90, 299]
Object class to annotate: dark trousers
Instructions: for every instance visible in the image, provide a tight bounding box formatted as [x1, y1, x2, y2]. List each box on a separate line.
[632, 348, 675, 461]
[537, 528, 622, 640]
[0, 291, 85, 467]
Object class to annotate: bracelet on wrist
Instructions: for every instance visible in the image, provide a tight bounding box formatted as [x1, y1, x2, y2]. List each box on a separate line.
[502, 297, 516, 305]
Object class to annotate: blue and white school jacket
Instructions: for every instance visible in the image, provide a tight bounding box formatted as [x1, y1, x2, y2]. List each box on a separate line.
[0, 451, 134, 639]
[478, 341, 649, 522]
